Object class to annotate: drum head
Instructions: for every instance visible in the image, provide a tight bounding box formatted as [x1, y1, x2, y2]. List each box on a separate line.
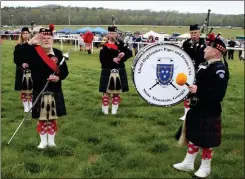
[132, 43, 158, 84]
[133, 43, 195, 107]
[133, 43, 156, 67]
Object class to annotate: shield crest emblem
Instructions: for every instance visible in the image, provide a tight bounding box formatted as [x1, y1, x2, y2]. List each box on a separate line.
[157, 64, 174, 85]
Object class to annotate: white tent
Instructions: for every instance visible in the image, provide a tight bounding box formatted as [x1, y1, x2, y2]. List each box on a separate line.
[143, 30, 162, 38]
[177, 32, 206, 39]
[143, 30, 172, 42]
[177, 33, 190, 39]
[160, 33, 171, 38]
[13, 28, 21, 33]
[31, 26, 45, 33]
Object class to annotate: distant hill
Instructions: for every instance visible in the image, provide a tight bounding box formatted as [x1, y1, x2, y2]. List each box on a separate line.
[1, 6, 244, 27]
[38, 4, 62, 8]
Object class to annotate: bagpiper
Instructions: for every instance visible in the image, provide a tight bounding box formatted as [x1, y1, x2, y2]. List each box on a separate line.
[99, 25, 132, 114]
[179, 24, 206, 120]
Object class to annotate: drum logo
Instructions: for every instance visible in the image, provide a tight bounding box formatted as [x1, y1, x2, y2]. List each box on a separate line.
[157, 64, 174, 85]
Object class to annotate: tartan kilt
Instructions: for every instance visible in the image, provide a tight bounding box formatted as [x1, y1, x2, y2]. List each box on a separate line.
[99, 68, 129, 93]
[32, 90, 67, 119]
[185, 109, 222, 148]
[14, 67, 23, 91]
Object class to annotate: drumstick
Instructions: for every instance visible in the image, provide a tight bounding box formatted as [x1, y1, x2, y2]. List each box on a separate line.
[149, 79, 178, 91]
[149, 81, 160, 90]
[176, 73, 190, 86]
[170, 81, 179, 90]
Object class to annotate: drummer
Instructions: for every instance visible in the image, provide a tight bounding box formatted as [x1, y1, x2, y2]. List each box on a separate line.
[173, 33, 229, 178]
[132, 31, 142, 56]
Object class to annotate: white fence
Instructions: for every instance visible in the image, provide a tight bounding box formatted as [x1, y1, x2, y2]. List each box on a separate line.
[1, 34, 244, 52]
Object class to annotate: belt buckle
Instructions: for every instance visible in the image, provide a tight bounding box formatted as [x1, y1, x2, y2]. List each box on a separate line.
[190, 96, 198, 106]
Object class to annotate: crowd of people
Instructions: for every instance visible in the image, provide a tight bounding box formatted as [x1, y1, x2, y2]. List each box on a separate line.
[4, 25, 243, 61]
[226, 37, 244, 60]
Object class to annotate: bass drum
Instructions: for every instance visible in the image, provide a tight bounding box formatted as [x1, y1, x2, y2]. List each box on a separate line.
[131, 43, 156, 84]
[131, 43, 196, 107]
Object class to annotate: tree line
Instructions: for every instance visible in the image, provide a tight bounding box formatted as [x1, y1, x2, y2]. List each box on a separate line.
[1, 5, 244, 27]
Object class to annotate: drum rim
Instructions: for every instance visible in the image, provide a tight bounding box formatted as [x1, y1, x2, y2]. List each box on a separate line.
[134, 88, 190, 107]
[131, 43, 160, 84]
[132, 42, 159, 67]
[132, 42, 196, 71]
[132, 42, 196, 107]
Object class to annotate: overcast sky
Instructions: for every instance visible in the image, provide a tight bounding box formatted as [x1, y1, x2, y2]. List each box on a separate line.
[1, 1, 244, 15]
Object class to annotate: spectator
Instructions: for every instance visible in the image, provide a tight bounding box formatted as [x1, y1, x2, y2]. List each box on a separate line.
[132, 31, 142, 56]
[228, 38, 236, 60]
[83, 30, 94, 54]
[145, 35, 155, 46]
[101, 35, 108, 46]
[94, 34, 99, 48]
[239, 42, 244, 60]
[78, 33, 85, 51]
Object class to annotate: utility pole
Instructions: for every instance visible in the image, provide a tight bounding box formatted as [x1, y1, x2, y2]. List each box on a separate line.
[11, 15, 14, 30]
[69, 5, 71, 26]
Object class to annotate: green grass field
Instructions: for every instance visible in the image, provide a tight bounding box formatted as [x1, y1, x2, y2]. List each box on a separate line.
[1, 36, 244, 178]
